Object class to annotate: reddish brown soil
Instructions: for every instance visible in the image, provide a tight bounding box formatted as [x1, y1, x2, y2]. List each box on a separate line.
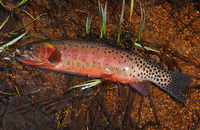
[0, 0, 199, 129]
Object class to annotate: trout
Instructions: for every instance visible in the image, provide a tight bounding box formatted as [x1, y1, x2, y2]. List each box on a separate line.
[15, 39, 192, 102]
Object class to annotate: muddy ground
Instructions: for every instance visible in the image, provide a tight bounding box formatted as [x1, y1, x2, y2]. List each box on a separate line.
[0, 0, 199, 129]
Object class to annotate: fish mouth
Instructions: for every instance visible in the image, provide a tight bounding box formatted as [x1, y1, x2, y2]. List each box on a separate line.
[15, 48, 45, 66]
[15, 49, 35, 61]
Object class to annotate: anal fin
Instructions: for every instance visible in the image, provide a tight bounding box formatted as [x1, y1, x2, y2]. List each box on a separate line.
[129, 81, 150, 96]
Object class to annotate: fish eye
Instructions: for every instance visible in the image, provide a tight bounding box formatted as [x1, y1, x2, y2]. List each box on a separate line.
[26, 45, 35, 51]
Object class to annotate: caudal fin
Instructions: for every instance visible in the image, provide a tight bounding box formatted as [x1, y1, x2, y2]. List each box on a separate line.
[163, 71, 192, 102]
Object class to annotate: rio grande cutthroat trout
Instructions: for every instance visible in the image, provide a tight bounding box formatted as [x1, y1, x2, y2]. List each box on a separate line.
[15, 39, 192, 102]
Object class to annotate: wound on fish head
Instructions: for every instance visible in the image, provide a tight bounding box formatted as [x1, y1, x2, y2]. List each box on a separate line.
[15, 42, 62, 66]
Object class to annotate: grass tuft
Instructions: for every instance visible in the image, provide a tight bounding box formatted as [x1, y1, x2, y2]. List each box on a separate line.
[98, 1, 107, 39]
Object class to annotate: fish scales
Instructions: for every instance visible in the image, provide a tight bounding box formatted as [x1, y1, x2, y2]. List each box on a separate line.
[15, 39, 192, 102]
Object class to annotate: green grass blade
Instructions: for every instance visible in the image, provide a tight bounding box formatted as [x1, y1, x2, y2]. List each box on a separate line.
[117, 0, 125, 43]
[101, 114, 109, 124]
[86, 12, 92, 35]
[134, 2, 145, 44]
[0, 0, 3, 6]
[56, 121, 60, 129]
[68, 79, 102, 90]
[0, 15, 10, 30]
[4, 13, 46, 36]
[16, 0, 28, 7]
[14, 85, 21, 97]
[130, 0, 134, 22]
[103, 2, 107, 36]
[135, 42, 159, 52]
[8, 53, 15, 66]
[0, 31, 28, 52]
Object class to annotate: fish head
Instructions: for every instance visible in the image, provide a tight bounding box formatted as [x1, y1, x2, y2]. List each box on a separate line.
[15, 42, 62, 66]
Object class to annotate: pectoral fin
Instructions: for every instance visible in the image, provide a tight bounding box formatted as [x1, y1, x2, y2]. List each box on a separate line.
[129, 81, 149, 96]
[100, 73, 119, 83]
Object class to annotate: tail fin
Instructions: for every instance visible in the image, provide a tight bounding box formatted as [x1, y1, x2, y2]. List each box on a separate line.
[163, 71, 192, 102]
